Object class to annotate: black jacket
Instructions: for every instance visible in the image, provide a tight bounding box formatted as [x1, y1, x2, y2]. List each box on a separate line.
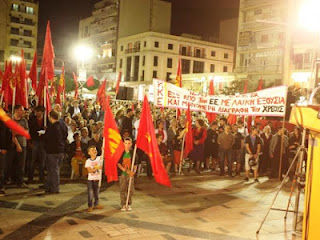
[44, 121, 68, 154]
[89, 110, 104, 122]
[0, 121, 12, 150]
[28, 115, 45, 142]
[68, 141, 88, 158]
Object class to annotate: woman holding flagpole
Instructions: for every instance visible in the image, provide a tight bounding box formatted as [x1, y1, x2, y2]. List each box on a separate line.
[188, 119, 207, 174]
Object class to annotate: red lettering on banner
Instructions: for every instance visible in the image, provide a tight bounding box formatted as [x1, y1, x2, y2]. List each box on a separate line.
[222, 99, 231, 106]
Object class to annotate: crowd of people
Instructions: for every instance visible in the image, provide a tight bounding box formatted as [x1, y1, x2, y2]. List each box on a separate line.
[0, 97, 305, 210]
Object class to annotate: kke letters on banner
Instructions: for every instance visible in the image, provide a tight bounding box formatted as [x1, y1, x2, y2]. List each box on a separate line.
[153, 79, 288, 117]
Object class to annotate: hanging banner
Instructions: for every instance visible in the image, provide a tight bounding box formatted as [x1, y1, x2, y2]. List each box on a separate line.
[153, 79, 287, 117]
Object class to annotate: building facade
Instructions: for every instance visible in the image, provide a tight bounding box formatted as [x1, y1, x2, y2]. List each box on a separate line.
[0, 0, 38, 69]
[235, 0, 289, 89]
[78, 0, 118, 81]
[117, 31, 234, 99]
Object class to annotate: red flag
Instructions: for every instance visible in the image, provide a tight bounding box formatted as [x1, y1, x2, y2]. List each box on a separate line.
[97, 79, 107, 108]
[257, 78, 263, 91]
[86, 76, 95, 87]
[206, 79, 216, 124]
[0, 108, 30, 139]
[15, 50, 28, 108]
[103, 96, 124, 182]
[28, 52, 37, 91]
[1, 62, 14, 109]
[227, 114, 237, 126]
[56, 64, 65, 104]
[175, 58, 182, 87]
[184, 105, 193, 157]
[115, 72, 122, 96]
[136, 96, 171, 187]
[0, 67, 3, 83]
[36, 21, 55, 103]
[72, 72, 78, 100]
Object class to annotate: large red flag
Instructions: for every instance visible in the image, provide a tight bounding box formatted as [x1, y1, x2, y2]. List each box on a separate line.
[36, 21, 55, 103]
[115, 72, 122, 96]
[72, 72, 78, 100]
[0, 108, 30, 139]
[206, 79, 216, 124]
[136, 96, 171, 187]
[103, 96, 124, 183]
[28, 51, 37, 91]
[15, 50, 28, 108]
[1, 62, 14, 109]
[56, 64, 65, 104]
[184, 105, 193, 157]
[86, 76, 95, 87]
[97, 79, 107, 108]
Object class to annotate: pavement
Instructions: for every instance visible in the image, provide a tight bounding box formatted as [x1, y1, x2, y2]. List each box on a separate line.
[0, 172, 303, 240]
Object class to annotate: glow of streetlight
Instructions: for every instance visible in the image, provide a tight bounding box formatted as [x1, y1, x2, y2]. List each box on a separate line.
[298, 0, 320, 32]
[73, 45, 93, 62]
[10, 55, 22, 62]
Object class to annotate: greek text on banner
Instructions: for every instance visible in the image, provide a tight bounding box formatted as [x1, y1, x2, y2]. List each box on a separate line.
[153, 79, 288, 117]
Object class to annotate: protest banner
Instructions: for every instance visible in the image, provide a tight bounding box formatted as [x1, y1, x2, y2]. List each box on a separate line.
[153, 79, 287, 117]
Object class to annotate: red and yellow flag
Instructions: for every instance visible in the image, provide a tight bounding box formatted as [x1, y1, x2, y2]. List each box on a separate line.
[175, 58, 182, 88]
[1, 61, 15, 109]
[136, 96, 171, 187]
[56, 64, 65, 104]
[184, 105, 193, 157]
[0, 108, 30, 139]
[206, 79, 216, 124]
[103, 96, 124, 183]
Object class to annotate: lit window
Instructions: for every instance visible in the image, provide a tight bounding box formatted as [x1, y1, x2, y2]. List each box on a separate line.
[12, 4, 19, 11]
[26, 7, 34, 15]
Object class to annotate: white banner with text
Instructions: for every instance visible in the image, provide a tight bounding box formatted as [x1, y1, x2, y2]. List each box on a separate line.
[153, 79, 288, 117]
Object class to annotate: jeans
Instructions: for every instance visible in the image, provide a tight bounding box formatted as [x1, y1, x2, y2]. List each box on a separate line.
[29, 141, 46, 181]
[46, 153, 64, 193]
[7, 147, 27, 185]
[219, 148, 233, 175]
[0, 153, 6, 189]
[87, 180, 100, 207]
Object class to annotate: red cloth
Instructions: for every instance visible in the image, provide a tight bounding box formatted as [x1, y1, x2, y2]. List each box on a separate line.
[175, 58, 182, 87]
[14, 52, 28, 109]
[136, 96, 171, 187]
[103, 96, 124, 183]
[36, 21, 55, 103]
[115, 72, 122, 96]
[227, 114, 237, 126]
[206, 79, 216, 124]
[2, 62, 15, 110]
[193, 127, 207, 145]
[28, 52, 37, 91]
[86, 76, 95, 87]
[184, 106, 193, 157]
[72, 72, 78, 100]
[0, 108, 30, 139]
[97, 79, 107, 109]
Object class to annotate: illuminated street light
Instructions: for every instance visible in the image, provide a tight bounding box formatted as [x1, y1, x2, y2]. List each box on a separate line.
[298, 0, 320, 32]
[73, 45, 93, 63]
[10, 55, 22, 63]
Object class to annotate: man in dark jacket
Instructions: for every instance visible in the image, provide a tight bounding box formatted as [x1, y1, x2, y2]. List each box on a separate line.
[44, 110, 67, 193]
[89, 104, 104, 122]
[28, 105, 46, 183]
[0, 121, 12, 195]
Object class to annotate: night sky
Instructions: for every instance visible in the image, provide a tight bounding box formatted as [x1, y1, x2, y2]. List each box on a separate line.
[37, 0, 239, 57]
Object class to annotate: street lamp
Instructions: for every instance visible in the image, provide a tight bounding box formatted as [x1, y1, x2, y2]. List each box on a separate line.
[73, 45, 93, 92]
[9, 55, 22, 63]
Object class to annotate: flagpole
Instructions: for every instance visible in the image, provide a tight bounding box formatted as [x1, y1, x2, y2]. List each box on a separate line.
[178, 132, 186, 175]
[0, 91, 4, 107]
[44, 87, 47, 128]
[12, 86, 16, 116]
[125, 144, 138, 210]
[99, 138, 106, 187]
[25, 78, 29, 109]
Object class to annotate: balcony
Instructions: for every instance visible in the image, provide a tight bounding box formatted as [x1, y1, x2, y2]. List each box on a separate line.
[125, 47, 140, 54]
[194, 53, 206, 59]
[237, 64, 282, 74]
[179, 51, 193, 57]
[241, 0, 277, 9]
